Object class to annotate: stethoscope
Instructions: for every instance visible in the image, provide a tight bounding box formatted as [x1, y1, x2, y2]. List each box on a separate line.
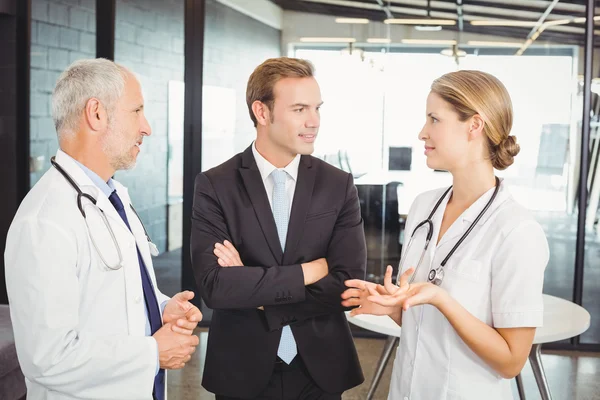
[51, 157, 159, 270]
[397, 176, 500, 287]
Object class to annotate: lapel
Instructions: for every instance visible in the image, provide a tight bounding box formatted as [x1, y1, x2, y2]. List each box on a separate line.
[53, 151, 153, 336]
[436, 180, 507, 249]
[282, 155, 316, 266]
[462, 178, 509, 228]
[239, 146, 284, 263]
[434, 188, 465, 248]
[106, 181, 158, 336]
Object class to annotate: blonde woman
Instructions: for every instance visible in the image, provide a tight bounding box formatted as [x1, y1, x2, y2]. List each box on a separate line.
[342, 70, 549, 400]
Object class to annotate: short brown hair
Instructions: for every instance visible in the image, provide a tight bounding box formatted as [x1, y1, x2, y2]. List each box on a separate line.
[431, 70, 519, 170]
[246, 57, 315, 127]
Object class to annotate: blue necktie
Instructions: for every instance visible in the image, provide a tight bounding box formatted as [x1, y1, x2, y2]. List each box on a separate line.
[108, 190, 165, 400]
[271, 170, 297, 364]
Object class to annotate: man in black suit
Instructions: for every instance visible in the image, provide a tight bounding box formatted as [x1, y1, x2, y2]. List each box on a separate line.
[190, 57, 366, 399]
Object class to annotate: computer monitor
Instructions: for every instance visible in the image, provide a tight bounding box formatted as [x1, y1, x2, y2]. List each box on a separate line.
[389, 147, 412, 171]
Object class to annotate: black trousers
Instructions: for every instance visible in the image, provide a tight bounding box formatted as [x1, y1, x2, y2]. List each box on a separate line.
[215, 357, 342, 400]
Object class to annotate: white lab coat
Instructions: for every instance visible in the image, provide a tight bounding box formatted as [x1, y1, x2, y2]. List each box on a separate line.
[4, 150, 170, 400]
[389, 180, 549, 400]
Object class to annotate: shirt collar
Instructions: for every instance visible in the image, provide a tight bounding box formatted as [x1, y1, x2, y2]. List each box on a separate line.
[252, 141, 301, 182]
[461, 177, 509, 226]
[64, 152, 116, 198]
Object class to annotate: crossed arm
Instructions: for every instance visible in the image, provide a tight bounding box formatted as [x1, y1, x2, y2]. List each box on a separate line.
[191, 172, 367, 330]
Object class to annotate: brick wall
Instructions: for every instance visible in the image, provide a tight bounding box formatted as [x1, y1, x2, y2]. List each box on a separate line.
[29, 0, 96, 187]
[113, 0, 185, 253]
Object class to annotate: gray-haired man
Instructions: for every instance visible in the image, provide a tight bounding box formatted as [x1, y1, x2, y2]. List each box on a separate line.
[5, 58, 201, 400]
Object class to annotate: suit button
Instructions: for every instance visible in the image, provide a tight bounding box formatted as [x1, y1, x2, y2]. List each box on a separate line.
[134, 295, 142, 304]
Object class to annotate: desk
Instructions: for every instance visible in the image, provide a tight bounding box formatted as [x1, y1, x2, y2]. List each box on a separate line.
[346, 294, 591, 400]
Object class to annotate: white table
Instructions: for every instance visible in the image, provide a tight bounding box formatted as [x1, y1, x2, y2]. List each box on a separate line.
[346, 294, 591, 400]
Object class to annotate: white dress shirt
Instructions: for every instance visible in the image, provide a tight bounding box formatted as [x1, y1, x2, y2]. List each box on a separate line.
[389, 179, 549, 400]
[252, 141, 301, 216]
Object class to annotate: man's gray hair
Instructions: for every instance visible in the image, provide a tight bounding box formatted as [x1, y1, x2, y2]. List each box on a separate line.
[52, 58, 128, 138]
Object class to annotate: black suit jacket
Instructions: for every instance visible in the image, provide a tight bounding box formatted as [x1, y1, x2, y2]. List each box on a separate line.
[190, 145, 366, 398]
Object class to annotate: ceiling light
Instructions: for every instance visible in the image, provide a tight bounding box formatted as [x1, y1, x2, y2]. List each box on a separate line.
[367, 38, 391, 44]
[385, 19, 456, 25]
[543, 18, 572, 27]
[471, 20, 538, 27]
[414, 25, 443, 31]
[335, 17, 369, 24]
[559, 16, 600, 24]
[299, 37, 357, 43]
[473, 15, 600, 29]
[401, 39, 457, 45]
[467, 41, 523, 48]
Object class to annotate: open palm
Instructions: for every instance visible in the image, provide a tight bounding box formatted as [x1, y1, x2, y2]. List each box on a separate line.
[342, 265, 414, 317]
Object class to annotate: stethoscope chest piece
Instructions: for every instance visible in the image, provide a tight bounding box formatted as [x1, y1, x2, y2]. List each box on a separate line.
[148, 241, 159, 257]
[427, 267, 445, 286]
